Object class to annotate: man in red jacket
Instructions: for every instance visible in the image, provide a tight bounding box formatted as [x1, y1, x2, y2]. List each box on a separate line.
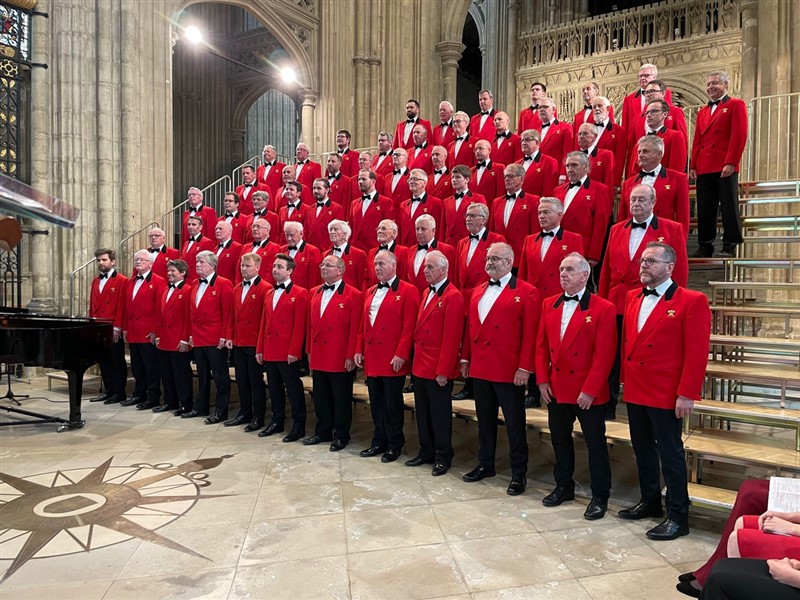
[281, 220, 322, 290]
[537, 97, 574, 174]
[460, 242, 540, 496]
[690, 70, 747, 258]
[304, 255, 363, 451]
[469, 89, 498, 142]
[517, 81, 548, 134]
[536, 253, 617, 520]
[447, 111, 476, 170]
[518, 129, 559, 198]
[618, 242, 711, 540]
[142, 228, 180, 279]
[392, 99, 433, 150]
[256, 253, 310, 442]
[213, 221, 243, 284]
[256, 144, 285, 198]
[335, 129, 359, 178]
[234, 166, 266, 215]
[181, 216, 216, 283]
[408, 250, 465, 476]
[355, 250, 420, 463]
[181, 187, 216, 244]
[89, 248, 128, 405]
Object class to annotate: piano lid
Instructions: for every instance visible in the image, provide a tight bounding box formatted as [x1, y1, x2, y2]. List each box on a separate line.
[0, 173, 80, 229]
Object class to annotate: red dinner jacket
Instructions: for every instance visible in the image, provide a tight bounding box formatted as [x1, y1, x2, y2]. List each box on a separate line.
[366, 242, 409, 287]
[214, 239, 243, 284]
[392, 117, 433, 150]
[690, 95, 748, 175]
[598, 215, 689, 315]
[518, 228, 585, 300]
[256, 161, 286, 198]
[621, 87, 673, 129]
[469, 109, 498, 142]
[432, 121, 456, 148]
[350, 176, 386, 206]
[181, 206, 216, 245]
[619, 168, 690, 235]
[454, 229, 506, 303]
[357, 277, 420, 377]
[538, 120, 574, 167]
[350, 194, 394, 252]
[294, 160, 322, 190]
[489, 192, 540, 267]
[622, 283, 710, 409]
[491, 132, 523, 166]
[217, 213, 251, 245]
[307, 281, 363, 372]
[246, 239, 282, 284]
[257, 282, 309, 361]
[229, 277, 268, 347]
[123, 271, 166, 343]
[408, 144, 434, 175]
[403, 239, 456, 294]
[273, 185, 314, 211]
[470, 160, 505, 209]
[536, 291, 617, 405]
[553, 178, 611, 263]
[412, 280, 465, 380]
[338, 149, 359, 179]
[89, 270, 128, 329]
[625, 127, 686, 180]
[235, 183, 269, 215]
[279, 240, 322, 291]
[517, 105, 544, 134]
[461, 276, 541, 382]
[180, 235, 216, 283]
[155, 281, 192, 351]
[190, 274, 233, 347]
[572, 105, 616, 143]
[132, 247, 180, 281]
[426, 171, 453, 201]
[447, 134, 477, 170]
[245, 211, 280, 244]
[397, 194, 445, 247]
[384, 169, 411, 217]
[582, 147, 616, 194]
[304, 200, 344, 252]
[323, 243, 367, 291]
[372, 152, 394, 180]
[442, 190, 486, 246]
[327, 173, 352, 213]
[517, 152, 559, 198]
[276, 204, 308, 246]
[594, 121, 628, 185]
[629, 104, 689, 148]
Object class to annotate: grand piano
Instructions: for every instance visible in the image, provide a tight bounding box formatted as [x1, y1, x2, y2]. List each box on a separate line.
[0, 175, 113, 431]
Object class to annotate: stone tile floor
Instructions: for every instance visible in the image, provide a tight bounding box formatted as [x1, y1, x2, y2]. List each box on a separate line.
[0, 375, 724, 599]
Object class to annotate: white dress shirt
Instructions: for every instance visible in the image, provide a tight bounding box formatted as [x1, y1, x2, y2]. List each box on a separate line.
[195, 273, 214, 307]
[98, 269, 114, 293]
[540, 226, 560, 260]
[320, 279, 342, 316]
[131, 271, 150, 299]
[467, 228, 485, 264]
[369, 276, 395, 325]
[424, 278, 446, 309]
[560, 287, 586, 339]
[637, 277, 673, 332]
[628, 214, 654, 259]
[477, 272, 511, 323]
[273, 278, 291, 309]
[564, 176, 587, 213]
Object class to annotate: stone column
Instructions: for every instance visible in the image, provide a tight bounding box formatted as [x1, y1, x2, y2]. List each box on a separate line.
[230, 128, 246, 166]
[435, 41, 466, 103]
[739, 0, 758, 103]
[299, 91, 317, 147]
[506, 0, 519, 114]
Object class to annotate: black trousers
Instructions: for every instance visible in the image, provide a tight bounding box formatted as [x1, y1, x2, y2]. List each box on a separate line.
[411, 375, 454, 466]
[159, 349, 193, 410]
[194, 346, 231, 416]
[98, 336, 127, 398]
[366, 375, 407, 451]
[473, 378, 528, 476]
[312, 369, 353, 442]
[547, 400, 611, 498]
[627, 402, 689, 523]
[232, 346, 265, 422]
[701, 559, 800, 600]
[696, 172, 743, 249]
[129, 342, 160, 403]
[607, 314, 624, 410]
[264, 360, 306, 432]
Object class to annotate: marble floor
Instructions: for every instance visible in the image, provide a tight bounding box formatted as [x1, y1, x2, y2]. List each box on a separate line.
[0, 375, 724, 600]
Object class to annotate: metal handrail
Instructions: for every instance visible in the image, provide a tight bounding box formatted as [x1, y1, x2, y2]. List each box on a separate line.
[745, 92, 800, 182]
[118, 221, 159, 254]
[162, 176, 232, 248]
[231, 155, 260, 188]
[68, 257, 97, 318]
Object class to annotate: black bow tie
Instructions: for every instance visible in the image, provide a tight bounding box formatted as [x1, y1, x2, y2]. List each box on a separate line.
[411, 197, 424, 203]
[580, 148, 590, 154]
[190, 235, 201, 242]
[252, 242, 262, 249]
[523, 155, 533, 161]
[379, 244, 390, 251]
[225, 212, 234, 218]
[481, 111, 490, 116]
[646, 131, 658, 136]
[594, 121, 604, 127]
[441, 122, 449, 128]
[434, 169, 444, 175]
[456, 136, 466, 141]
[541, 122, 551, 128]
[254, 210, 267, 216]
[379, 151, 388, 157]
[242, 280, 251, 287]
[539, 230, 555, 238]
[287, 245, 298, 251]
[506, 193, 517, 200]
[332, 247, 342, 253]
[376, 282, 390, 289]
[469, 233, 481, 240]
[288, 203, 299, 210]
[190, 205, 204, 212]
[488, 280, 501, 287]
[415, 144, 425, 150]
[169, 283, 177, 289]
[99, 273, 108, 279]
[322, 283, 336, 291]
[639, 170, 656, 178]
[274, 283, 286, 290]
[362, 195, 371, 202]
[584, 104, 592, 110]
[149, 247, 163, 254]
[135, 275, 144, 280]
[454, 192, 465, 200]
[417, 244, 429, 251]
[244, 184, 253, 188]
[629, 221, 647, 229]
[199, 278, 209, 284]
[476, 161, 487, 168]
[495, 132, 509, 139]
[297, 160, 307, 165]
[562, 294, 579, 302]
[264, 161, 275, 167]
[218, 243, 226, 249]
[642, 287, 659, 297]
[393, 169, 402, 175]
[708, 99, 721, 107]
[406, 118, 416, 123]
[530, 104, 538, 111]
[568, 181, 582, 188]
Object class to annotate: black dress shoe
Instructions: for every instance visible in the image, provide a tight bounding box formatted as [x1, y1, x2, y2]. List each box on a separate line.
[152, 404, 178, 413]
[136, 400, 160, 410]
[675, 581, 701, 598]
[181, 409, 208, 419]
[223, 415, 248, 427]
[584, 496, 608, 520]
[678, 573, 696, 583]
[402, 384, 414, 393]
[303, 434, 332, 445]
[381, 449, 401, 463]
[691, 246, 714, 258]
[507, 475, 527, 496]
[204, 413, 226, 425]
[431, 463, 449, 476]
[282, 431, 304, 443]
[462, 465, 496, 482]
[174, 408, 190, 417]
[618, 501, 663, 520]
[90, 392, 113, 403]
[330, 439, 348, 452]
[524, 394, 541, 409]
[103, 394, 122, 405]
[243, 421, 265, 433]
[542, 486, 575, 507]
[258, 422, 285, 437]
[120, 397, 139, 407]
[646, 519, 689, 541]
[452, 390, 473, 401]
[404, 456, 433, 467]
[360, 445, 386, 458]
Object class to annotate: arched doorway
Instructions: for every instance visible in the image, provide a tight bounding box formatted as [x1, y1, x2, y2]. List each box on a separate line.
[457, 12, 483, 115]
[244, 88, 299, 164]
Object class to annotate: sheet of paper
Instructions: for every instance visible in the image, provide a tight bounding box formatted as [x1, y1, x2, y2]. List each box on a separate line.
[768, 477, 800, 512]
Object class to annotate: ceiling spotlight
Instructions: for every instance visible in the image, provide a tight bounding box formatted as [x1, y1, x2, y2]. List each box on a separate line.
[280, 67, 297, 84]
[185, 25, 203, 45]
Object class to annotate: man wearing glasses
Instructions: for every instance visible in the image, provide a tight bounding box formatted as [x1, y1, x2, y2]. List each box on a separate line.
[624, 100, 687, 179]
[618, 241, 710, 541]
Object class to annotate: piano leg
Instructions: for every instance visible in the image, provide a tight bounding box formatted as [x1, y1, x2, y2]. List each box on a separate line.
[60, 368, 87, 431]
